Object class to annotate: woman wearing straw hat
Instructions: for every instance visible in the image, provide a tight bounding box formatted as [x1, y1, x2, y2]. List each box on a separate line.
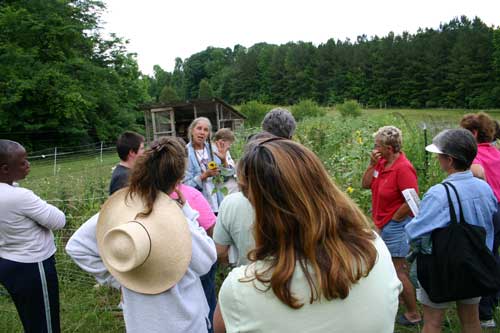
[214, 138, 402, 333]
[66, 137, 216, 332]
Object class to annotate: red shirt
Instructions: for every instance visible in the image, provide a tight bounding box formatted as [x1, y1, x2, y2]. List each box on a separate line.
[370, 152, 418, 229]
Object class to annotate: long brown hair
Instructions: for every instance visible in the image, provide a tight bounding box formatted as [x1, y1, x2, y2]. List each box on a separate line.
[128, 136, 186, 218]
[238, 138, 377, 309]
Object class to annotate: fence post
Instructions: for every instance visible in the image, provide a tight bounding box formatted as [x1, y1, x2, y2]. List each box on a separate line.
[423, 123, 428, 178]
[53, 147, 57, 176]
[100, 141, 103, 163]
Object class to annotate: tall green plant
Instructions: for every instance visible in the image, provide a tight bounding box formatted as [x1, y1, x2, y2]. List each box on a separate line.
[337, 100, 362, 118]
[292, 99, 325, 121]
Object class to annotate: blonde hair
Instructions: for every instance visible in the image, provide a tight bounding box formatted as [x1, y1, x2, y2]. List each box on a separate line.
[373, 126, 402, 153]
[214, 128, 235, 142]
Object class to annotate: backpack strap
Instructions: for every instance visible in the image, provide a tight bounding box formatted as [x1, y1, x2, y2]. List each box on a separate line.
[442, 182, 458, 224]
[444, 182, 466, 224]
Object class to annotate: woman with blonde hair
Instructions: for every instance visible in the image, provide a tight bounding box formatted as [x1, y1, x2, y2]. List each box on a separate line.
[362, 125, 421, 325]
[214, 138, 401, 333]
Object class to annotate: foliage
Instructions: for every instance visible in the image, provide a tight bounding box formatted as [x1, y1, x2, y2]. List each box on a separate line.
[238, 100, 273, 127]
[0, 0, 149, 150]
[292, 99, 325, 121]
[159, 85, 180, 103]
[337, 100, 362, 118]
[146, 16, 500, 110]
[198, 78, 214, 99]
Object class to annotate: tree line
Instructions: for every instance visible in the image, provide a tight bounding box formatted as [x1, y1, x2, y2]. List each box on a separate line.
[149, 16, 500, 110]
[1, 1, 499, 149]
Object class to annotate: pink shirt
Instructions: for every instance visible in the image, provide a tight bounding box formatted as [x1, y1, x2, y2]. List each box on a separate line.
[170, 184, 216, 231]
[473, 143, 500, 203]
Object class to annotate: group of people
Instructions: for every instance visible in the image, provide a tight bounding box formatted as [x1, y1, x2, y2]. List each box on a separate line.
[0, 108, 499, 333]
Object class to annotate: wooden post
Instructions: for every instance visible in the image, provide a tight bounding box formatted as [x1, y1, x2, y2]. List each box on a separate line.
[193, 104, 197, 119]
[216, 103, 221, 130]
[170, 109, 176, 137]
[151, 111, 158, 141]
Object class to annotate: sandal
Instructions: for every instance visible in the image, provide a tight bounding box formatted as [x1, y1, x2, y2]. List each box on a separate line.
[396, 314, 422, 326]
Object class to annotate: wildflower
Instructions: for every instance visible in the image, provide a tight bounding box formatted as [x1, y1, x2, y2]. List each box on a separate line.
[356, 137, 363, 144]
[346, 186, 354, 194]
[208, 161, 217, 170]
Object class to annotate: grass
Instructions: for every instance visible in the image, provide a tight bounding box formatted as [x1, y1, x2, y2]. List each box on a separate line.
[1, 108, 500, 332]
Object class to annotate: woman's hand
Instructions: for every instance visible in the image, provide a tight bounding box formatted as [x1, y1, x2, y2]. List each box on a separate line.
[214, 140, 230, 164]
[369, 149, 382, 166]
[201, 168, 219, 181]
[173, 186, 186, 207]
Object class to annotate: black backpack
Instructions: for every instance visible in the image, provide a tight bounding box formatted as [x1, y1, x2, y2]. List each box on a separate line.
[416, 181, 500, 303]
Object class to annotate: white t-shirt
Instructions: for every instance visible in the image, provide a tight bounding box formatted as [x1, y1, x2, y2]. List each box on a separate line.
[219, 234, 402, 333]
[0, 183, 66, 263]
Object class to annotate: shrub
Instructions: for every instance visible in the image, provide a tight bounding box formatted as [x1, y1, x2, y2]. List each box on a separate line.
[292, 99, 325, 121]
[239, 100, 272, 127]
[337, 100, 362, 118]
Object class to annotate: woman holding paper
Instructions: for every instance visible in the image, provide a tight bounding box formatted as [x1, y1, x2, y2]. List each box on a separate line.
[362, 125, 421, 326]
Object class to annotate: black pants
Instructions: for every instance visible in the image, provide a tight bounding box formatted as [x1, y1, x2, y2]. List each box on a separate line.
[200, 262, 217, 333]
[0, 255, 60, 333]
[479, 203, 500, 321]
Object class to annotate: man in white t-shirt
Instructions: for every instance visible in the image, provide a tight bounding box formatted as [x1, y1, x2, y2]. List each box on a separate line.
[0, 140, 66, 332]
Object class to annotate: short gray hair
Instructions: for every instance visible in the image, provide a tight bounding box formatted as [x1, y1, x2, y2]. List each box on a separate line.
[373, 126, 402, 153]
[432, 129, 477, 169]
[261, 108, 296, 139]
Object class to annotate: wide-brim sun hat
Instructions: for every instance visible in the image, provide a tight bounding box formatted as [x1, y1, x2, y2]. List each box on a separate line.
[96, 188, 192, 295]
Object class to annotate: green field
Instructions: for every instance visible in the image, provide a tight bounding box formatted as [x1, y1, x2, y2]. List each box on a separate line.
[1, 108, 500, 332]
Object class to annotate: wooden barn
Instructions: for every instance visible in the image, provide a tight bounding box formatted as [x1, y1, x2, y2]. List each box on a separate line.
[142, 98, 246, 143]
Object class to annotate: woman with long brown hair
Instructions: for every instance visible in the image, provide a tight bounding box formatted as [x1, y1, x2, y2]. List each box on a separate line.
[214, 138, 401, 333]
[66, 136, 216, 332]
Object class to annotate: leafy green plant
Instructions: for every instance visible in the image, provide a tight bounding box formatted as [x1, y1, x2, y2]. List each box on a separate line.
[337, 100, 362, 118]
[239, 100, 273, 127]
[291, 99, 325, 121]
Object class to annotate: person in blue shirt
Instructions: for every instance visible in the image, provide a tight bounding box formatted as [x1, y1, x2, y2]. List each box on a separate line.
[405, 129, 497, 333]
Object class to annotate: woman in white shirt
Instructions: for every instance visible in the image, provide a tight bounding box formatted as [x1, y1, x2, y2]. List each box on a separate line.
[214, 137, 402, 333]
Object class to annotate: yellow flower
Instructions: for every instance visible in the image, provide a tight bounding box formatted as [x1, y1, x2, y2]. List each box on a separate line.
[208, 161, 217, 170]
[356, 137, 363, 144]
[346, 186, 354, 194]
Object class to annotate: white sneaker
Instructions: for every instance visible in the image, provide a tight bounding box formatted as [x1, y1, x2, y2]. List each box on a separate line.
[480, 319, 496, 328]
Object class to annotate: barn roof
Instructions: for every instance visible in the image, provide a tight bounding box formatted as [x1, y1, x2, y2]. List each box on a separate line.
[141, 97, 247, 119]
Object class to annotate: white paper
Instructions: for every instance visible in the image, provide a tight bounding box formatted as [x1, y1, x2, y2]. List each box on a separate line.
[402, 188, 421, 216]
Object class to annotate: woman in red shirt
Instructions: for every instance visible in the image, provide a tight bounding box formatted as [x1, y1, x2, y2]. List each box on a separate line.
[362, 126, 421, 326]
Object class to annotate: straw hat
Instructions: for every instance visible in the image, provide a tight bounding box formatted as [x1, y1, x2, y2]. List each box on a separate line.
[96, 188, 192, 294]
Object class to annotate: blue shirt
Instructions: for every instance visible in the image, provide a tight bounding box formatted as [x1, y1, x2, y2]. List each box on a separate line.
[405, 171, 497, 250]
